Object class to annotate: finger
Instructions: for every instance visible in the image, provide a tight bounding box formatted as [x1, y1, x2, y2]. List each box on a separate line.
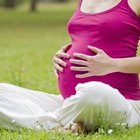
[69, 59, 88, 66]
[53, 57, 67, 67]
[56, 51, 70, 58]
[53, 67, 59, 78]
[76, 73, 93, 78]
[70, 66, 89, 71]
[88, 46, 103, 54]
[54, 63, 63, 72]
[73, 53, 90, 61]
[62, 44, 72, 52]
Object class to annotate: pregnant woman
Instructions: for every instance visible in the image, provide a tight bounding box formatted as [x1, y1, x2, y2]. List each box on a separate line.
[0, 0, 140, 134]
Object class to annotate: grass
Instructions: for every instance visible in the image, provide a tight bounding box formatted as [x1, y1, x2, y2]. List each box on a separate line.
[0, 1, 140, 140]
[1, 124, 140, 140]
[0, 2, 76, 93]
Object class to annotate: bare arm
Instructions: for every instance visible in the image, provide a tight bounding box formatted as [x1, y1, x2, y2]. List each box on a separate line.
[138, 0, 140, 17]
[114, 55, 140, 74]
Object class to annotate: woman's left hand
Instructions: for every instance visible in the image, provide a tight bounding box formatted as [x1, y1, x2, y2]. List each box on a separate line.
[70, 45, 117, 78]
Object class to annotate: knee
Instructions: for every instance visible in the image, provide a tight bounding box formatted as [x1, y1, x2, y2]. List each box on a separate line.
[75, 81, 119, 106]
[0, 83, 10, 89]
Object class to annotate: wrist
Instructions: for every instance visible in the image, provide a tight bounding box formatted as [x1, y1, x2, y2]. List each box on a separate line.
[110, 58, 121, 73]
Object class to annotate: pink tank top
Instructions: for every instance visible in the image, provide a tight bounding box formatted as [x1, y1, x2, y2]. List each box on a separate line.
[57, 0, 140, 100]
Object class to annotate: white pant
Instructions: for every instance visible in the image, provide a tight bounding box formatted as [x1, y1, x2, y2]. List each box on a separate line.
[0, 81, 140, 131]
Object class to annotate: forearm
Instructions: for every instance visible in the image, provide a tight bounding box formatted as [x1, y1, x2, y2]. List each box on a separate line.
[113, 56, 140, 74]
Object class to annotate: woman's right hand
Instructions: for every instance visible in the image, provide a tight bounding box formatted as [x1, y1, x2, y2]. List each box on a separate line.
[53, 44, 71, 78]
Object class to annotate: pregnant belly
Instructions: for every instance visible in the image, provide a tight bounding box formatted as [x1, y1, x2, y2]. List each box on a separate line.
[57, 43, 100, 99]
[57, 43, 140, 99]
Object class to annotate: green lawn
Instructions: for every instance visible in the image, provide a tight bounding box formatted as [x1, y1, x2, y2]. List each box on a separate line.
[0, 2, 140, 140]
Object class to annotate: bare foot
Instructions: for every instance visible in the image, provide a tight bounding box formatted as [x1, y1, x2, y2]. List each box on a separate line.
[71, 122, 86, 134]
[52, 125, 72, 134]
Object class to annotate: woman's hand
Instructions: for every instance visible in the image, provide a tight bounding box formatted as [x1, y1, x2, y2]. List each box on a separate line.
[70, 45, 117, 78]
[53, 44, 71, 78]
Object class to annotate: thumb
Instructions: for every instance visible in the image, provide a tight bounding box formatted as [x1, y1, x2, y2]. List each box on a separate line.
[62, 44, 72, 52]
[88, 45, 103, 54]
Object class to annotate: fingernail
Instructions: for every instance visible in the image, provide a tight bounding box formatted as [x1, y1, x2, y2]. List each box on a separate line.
[70, 66, 72, 70]
[88, 45, 92, 48]
[76, 75, 78, 78]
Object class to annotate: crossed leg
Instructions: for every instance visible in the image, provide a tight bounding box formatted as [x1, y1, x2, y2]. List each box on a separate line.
[0, 83, 64, 130]
[54, 81, 140, 133]
[0, 81, 140, 133]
